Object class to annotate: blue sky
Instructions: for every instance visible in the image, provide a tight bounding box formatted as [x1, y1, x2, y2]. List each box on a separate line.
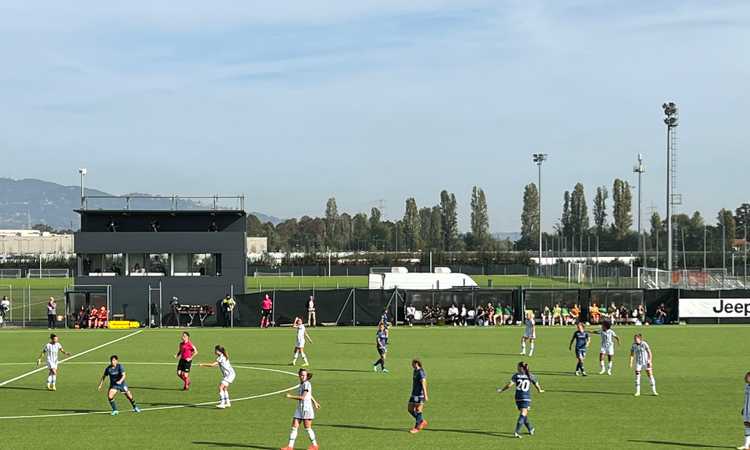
[2, 0, 749, 231]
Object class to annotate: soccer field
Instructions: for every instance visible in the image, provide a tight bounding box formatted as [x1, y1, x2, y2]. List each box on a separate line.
[0, 325, 747, 449]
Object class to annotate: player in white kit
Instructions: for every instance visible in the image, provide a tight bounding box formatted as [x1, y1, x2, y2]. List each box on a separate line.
[291, 317, 312, 367]
[520, 312, 536, 357]
[281, 368, 321, 450]
[628, 333, 658, 397]
[37, 334, 71, 391]
[593, 321, 620, 375]
[738, 371, 750, 450]
[200, 345, 236, 409]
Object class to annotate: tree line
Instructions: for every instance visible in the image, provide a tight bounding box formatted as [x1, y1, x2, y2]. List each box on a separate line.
[248, 187, 508, 254]
[519, 178, 750, 259]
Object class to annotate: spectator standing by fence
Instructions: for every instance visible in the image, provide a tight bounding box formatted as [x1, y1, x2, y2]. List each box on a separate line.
[307, 296, 316, 327]
[47, 297, 57, 329]
[260, 294, 272, 328]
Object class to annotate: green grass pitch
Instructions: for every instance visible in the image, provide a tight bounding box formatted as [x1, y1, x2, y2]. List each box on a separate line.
[0, 325, 747, 449]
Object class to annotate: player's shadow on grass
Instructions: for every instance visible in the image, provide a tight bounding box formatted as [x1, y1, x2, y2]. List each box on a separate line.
[192, 442, 275, 449]
[545, 388, 632, 396]
[627, 439, 734, 448]
[141, 401, 214, 408]
[317, 423, 516, 438]
[532, 370, 577, 377]
[466, 352, 527, 357]
[40, 408, 100, 413]
[315, 368, 371, 373]
[0, 386, 49, 391]
[130, 385, 176, 391]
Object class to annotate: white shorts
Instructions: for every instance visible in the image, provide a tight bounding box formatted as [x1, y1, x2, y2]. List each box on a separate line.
[294, 406, 315, 420]
[600, 345, 614, 356]
[296, 341, 305, 349]
[46, 361, 58, 370]
[523, 333, 535, 339]
[221, 373, 236, 386]
[634, 363, 652, 372]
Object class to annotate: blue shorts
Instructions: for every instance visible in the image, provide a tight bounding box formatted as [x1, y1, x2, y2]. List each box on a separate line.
[516, 400, 531, 410]
[110, 383, 129, 393]
[377, 346, 387, 356]
[576, 348, 587, 358]
[409, 395, 425, 405]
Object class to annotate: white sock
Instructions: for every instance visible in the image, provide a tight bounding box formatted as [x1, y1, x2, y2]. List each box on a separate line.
[600, 361, 605, 370]
[301, 352, 308, 364]
[306, 427, 317, 445]
[649, 376, 656, 392]
[529, 343, 535, 356]
[288, 427, 298, 447]
[608, 361, 613, 371]
[635, 373, 641, 392]
[744, 431, 750, 447]
[521, 342, 526, 353]
[52, 375, 56, 384]
[293, 351, 299, 362]
[47, 375, 52, 384]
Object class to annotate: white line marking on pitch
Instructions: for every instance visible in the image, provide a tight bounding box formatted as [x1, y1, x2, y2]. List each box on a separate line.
[0, 329, 143, 387]
[0, 363, 297, 420]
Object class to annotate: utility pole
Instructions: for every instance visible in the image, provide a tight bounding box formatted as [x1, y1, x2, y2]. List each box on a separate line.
[533, 154, 548, 275]
[633, 154, 646, 268]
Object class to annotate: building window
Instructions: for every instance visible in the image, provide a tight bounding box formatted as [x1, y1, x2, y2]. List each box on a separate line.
[147, 253, 169, 275]
[128, 254, 146, 275]
[80, 254, 123, 276]
[172, 253, 221, 276]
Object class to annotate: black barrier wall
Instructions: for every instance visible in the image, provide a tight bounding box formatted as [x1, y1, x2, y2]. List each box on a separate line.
[235, 287, 679, 327]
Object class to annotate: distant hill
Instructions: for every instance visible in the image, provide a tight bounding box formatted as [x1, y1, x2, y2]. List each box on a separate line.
[0, 178, 281, 230]
[493, 232, 522, 242]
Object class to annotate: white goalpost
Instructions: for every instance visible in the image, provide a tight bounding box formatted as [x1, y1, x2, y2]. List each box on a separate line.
[27, 269, 70, 278]
[0, 269, 22, 279]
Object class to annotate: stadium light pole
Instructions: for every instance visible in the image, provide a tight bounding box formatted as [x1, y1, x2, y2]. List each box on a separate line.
[633, 154, 646, 268]
[533, 153, 548, 276]
[662, 102, 678, 274]
[78, 168, 87, 209]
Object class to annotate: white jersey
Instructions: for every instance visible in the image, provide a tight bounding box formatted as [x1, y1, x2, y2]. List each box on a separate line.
[43, 342, 62, 368]
[217, 354, 236, 383]
[294, 380, 315, 420]
[744, 384, 750, 421]
[524, 319, 535, 338]
[296, 324, 306, 347]
[600, 329, 617, 349]
[631, 341, 652, 368]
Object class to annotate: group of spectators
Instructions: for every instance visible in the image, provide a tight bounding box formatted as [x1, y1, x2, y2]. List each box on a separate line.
[72, 304, 109, 329]
[404, 302, 515, 327]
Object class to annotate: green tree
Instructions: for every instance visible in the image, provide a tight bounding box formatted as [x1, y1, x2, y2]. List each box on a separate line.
[649, 211, 662, 250]
[440, 190, 459, 250]
[246, 214, 265, 236]
[402, 198, 421, 250]
[470, 186, 490, 248]
[717, 208, 736, 251]
[418, 207, 432, 249]
[352, 213, 370, 250]
[612, 178, 633, 239]
[593, 186, 608, 232]
[735, 203, 750, 238]
[520, 183, 539, 249]
[570, 183, 589, 238]
[324, 197, 339, 249]
[561, 190, 572, 245]
[430, 206, 444, 250]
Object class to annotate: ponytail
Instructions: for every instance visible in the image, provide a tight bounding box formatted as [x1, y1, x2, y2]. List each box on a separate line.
[519, 361, 531, 378]
[215, 345, 228, 359]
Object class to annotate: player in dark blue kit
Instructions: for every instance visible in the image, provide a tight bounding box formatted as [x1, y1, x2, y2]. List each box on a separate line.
[498, 361, 544, 438]
[568, 322, 591, 376]
[97, 355, 141, 416]
[407, 359, 429, 434]
[373, 322, 389, 373]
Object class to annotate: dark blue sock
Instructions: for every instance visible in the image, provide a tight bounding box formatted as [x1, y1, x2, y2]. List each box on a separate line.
[525, 416, 534, 432]
[409, 410, 417, 419]
[109, 400, 117, 411]
[515, 415, 525, 434]
[415, 412, 423, 426]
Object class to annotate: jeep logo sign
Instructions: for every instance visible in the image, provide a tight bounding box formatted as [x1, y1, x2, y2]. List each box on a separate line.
[679, 298, 750, 318]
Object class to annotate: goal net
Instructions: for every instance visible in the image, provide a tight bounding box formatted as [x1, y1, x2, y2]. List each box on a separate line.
[253, 271, 294, 277]
[27, 269, 70, 278]
[638, 268, 746, 290]
[568, 262, 592, 284]
[0, 269, 22, 279]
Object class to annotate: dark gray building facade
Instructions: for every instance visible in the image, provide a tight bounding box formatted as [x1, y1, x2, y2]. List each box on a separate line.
[74, 207, 246, 325]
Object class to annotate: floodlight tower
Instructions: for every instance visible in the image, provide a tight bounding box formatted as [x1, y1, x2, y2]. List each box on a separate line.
[533, 153, 548, 275]
[633, 154, 646, 268]
[662, 102, 679, 273]
[78, 168, 87, 209]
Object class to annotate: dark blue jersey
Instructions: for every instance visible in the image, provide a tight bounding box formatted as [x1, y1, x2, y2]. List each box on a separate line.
[411, 368, 426, 397]
[572, 330, 590, 349]
[103, 364, 125, 387]
[376, 330, 388, 348]
[511, 372, 538, 402]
